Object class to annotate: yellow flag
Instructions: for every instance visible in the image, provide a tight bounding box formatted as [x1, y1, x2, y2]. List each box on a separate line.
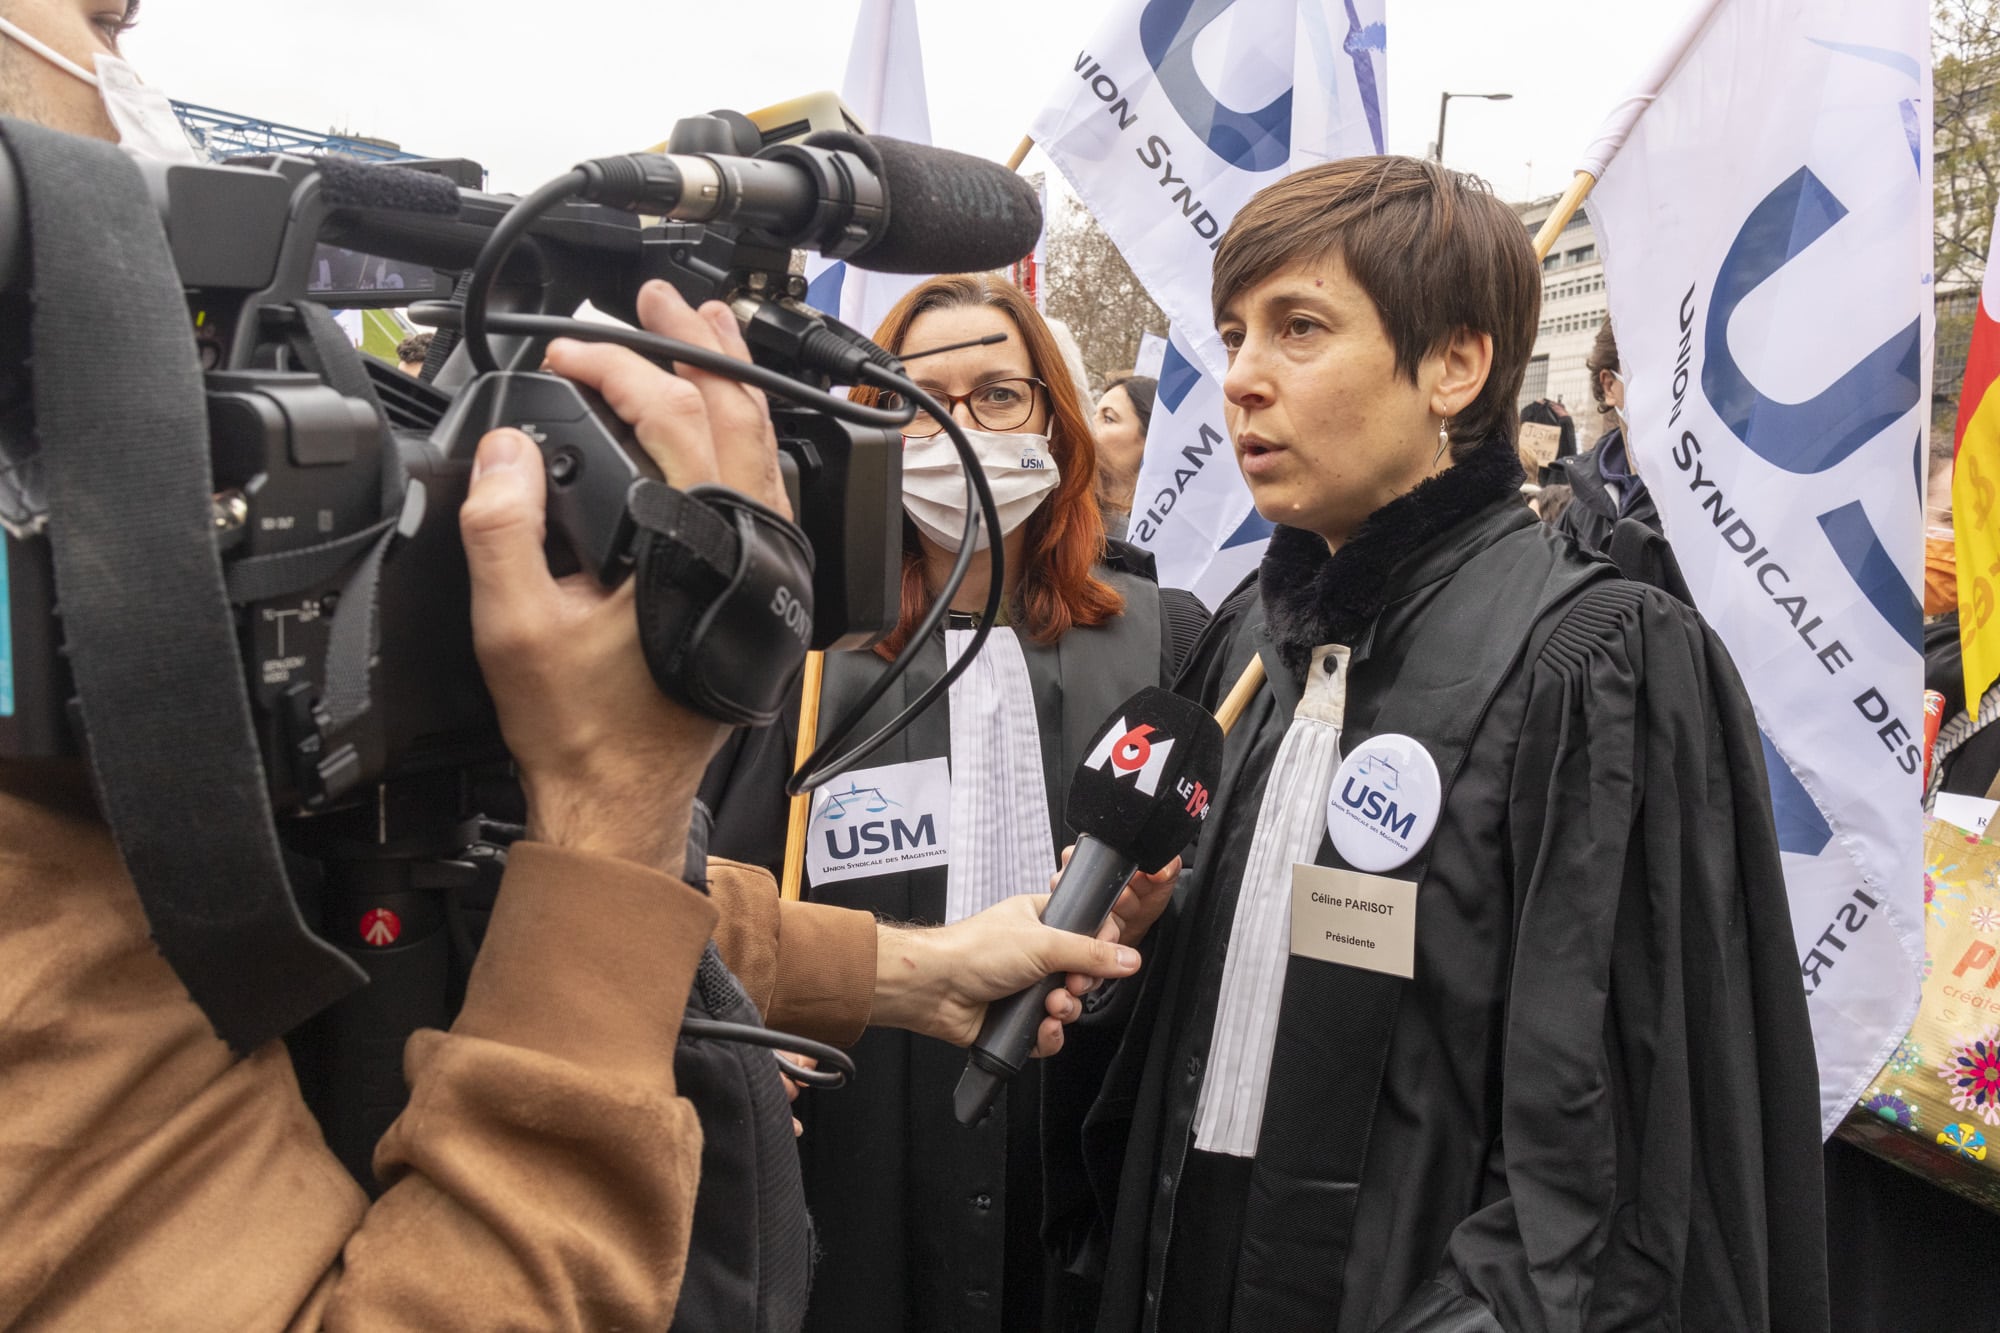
[1954, 202, 2000, 708]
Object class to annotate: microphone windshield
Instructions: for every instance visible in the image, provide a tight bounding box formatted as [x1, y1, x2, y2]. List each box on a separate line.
[315, 156, 462, 215]
[1067, 687, 1223, 873]
[805, 131, 1042, 275]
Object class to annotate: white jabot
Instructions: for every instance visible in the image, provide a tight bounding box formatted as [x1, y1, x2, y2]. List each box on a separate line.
[1193, 643, 1350, 1158]
[943, 627, 1057, 923]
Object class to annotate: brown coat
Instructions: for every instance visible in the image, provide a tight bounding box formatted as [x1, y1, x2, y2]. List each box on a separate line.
[0, 760, 877, 1330]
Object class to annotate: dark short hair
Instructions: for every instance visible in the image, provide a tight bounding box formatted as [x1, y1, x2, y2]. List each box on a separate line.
[1102, 374, 1157, 434]
[396, 331, 432, 365]
[1586, 317, 1620, 412]
[1211, 155, 1540, 458]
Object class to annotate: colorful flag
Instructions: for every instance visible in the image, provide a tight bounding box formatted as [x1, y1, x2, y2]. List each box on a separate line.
[803, 0, 932, 341]
[1953, 200, 2000, 711]
[1030, 0, 1386, 603]
[1585, 0, 1931, 1133]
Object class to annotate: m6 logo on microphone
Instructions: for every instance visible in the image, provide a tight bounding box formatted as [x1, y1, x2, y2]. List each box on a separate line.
[1085, 718, 1176, 795]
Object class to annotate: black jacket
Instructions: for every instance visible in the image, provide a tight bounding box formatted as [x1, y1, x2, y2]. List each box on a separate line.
[1550, 427, 1691, 603]
[1084, 436, 1828, 1330]
[701, 552, 1216, 1333]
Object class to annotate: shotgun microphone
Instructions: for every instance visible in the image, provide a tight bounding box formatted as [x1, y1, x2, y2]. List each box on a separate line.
[953, 687, 1223, 1125]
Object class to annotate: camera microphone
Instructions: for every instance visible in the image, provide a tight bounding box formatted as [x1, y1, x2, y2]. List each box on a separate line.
[574, 133, 1043, 277]
[952, 688, 1224, 1126]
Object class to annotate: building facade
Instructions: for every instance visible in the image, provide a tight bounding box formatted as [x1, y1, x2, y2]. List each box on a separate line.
[1512, 194, 1612, 455]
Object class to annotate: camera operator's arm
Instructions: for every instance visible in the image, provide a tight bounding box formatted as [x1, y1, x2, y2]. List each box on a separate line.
[0, 286, 761, 1333]
[315, 281, 784, 1331]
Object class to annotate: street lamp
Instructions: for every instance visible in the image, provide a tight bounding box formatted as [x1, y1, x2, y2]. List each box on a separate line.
[1434, 91, 1513, 163]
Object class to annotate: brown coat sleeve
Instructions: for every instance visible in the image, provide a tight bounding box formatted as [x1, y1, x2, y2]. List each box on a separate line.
[706, 857, 877, 1047]
[0, 761, 719, 1332]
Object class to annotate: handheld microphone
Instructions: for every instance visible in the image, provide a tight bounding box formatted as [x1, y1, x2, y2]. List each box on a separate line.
[574, 132, 1043, 277]
[952, 687, 1223, 1126]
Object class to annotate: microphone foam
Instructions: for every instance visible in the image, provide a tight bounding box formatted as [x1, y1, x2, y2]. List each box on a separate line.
[805, 131, 1042, 275]
[1067, 687, 1224, 873]
[316, 155, 462, 216]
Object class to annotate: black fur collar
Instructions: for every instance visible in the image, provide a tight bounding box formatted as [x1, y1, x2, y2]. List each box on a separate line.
[1259, 434, 1526, 677]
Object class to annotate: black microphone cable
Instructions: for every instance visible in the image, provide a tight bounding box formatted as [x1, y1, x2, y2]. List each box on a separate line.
[410, 302, 1004, 783]
[408, 304, 911, 431]
[784, 362, 1001, 794]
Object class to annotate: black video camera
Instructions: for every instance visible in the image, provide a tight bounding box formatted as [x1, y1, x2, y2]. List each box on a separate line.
[0, 112, 934, 815]
[0, 110, 1040, 1179]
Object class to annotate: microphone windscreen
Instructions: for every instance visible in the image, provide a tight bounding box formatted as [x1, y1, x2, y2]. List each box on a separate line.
[805, 131, 1042, 275]
[316, 155, 462, 216]
[1067, 687, 1224, 873]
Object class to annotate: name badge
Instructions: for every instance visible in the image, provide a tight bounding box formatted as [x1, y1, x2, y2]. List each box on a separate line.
[1936, 793, 1998, 838]
[1289, 863, 1417, 979]
[806, 757, 951, 886]
[1327, 733, 1441, 872]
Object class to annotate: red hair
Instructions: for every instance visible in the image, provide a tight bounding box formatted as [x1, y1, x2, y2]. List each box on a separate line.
[865, 275, 1123, 657]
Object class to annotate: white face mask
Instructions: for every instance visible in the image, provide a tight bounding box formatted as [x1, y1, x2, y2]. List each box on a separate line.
[902, 429, 1061, 552]
[0, 16, 202, 163]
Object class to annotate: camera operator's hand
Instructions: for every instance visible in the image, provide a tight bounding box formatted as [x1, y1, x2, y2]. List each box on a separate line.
[461, 281, 782, 874]
[869, 895, 1145, 1057]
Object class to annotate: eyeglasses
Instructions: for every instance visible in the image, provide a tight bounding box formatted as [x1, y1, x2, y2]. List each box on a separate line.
[878, 377, 1044, 437]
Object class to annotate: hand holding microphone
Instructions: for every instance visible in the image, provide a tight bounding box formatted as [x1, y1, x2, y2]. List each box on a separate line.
[953, 688, 1224, 1125]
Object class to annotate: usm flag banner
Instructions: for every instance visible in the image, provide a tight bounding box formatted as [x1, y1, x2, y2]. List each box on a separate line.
[1128, 327, 1273, 607]
[1031, 0, 1385, 603]
[1587, 0, 1931, 1132]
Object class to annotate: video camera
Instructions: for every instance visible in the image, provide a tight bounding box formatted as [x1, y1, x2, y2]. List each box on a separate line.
[0, 106, 1040, 1181]
[1, 108, 1036, 811]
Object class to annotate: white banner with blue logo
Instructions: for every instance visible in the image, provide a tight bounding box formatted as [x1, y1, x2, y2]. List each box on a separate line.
[1586, 0, 1931, 1133]
[1127, 326, 1271, 607]
[803, 0, 933, 342]
[1030, 0, 1385, 606]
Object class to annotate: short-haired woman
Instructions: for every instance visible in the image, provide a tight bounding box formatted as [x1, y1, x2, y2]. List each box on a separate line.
[701, 274, 1210, 1333]
[1083, 157, 1826, 1331]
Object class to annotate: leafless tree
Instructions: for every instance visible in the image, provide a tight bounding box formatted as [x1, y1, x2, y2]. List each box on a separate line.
[1041, 193, 1166, 395]
[1934, 0, 2000, 436]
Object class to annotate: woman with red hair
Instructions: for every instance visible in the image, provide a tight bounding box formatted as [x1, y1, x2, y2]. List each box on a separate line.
[702, 274, 1210, 1333]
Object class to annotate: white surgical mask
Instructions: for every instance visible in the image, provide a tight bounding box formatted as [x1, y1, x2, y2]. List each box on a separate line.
[902, 429, 1061, 552]
[0, 16, 202, 163]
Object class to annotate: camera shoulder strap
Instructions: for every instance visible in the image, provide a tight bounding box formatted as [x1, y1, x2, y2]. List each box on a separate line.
[0, 118, 364, 1053]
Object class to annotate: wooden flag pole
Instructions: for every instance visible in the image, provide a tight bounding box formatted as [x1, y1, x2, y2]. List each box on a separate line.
[1532, 171, 1597, 262]
[1005, 135, 1035, 172]
[779, 651, 826, 902]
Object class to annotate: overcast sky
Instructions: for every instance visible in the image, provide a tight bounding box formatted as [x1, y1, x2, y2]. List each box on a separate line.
[124, 0, 1697, 202]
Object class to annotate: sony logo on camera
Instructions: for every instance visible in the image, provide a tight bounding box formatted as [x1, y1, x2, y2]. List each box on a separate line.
[771, 584, 812, 647]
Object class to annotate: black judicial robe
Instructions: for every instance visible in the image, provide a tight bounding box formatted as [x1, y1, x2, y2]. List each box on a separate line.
[703, 558, 1211, 1333]
[1085, 439, 1829, 1332]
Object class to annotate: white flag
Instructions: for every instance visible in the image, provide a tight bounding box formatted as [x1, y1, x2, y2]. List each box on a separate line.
[1127, 326, 1271, 606]
[804, 0, 932, 341]
[1030, 0, 1386, 603]
[1586, 0, 1931, 1133]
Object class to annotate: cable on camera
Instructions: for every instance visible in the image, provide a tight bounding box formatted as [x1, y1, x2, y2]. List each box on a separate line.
[446, 164, 1005, 791]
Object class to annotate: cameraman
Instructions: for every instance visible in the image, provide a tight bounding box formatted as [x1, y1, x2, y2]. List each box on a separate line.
[0, 8, 1153, 1327]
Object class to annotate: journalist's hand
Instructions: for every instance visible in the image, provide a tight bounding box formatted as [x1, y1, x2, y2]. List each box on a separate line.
[460, 281, 781, 873]
[870, 896, 1145, 1058]
[1054, 847, 1180, 957]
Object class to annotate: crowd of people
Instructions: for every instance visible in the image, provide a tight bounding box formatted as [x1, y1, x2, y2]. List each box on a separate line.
[0, 1, 1994, 1329]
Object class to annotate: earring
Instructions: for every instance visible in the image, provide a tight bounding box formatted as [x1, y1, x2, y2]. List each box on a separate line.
[1432, 417, 1451, 466]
